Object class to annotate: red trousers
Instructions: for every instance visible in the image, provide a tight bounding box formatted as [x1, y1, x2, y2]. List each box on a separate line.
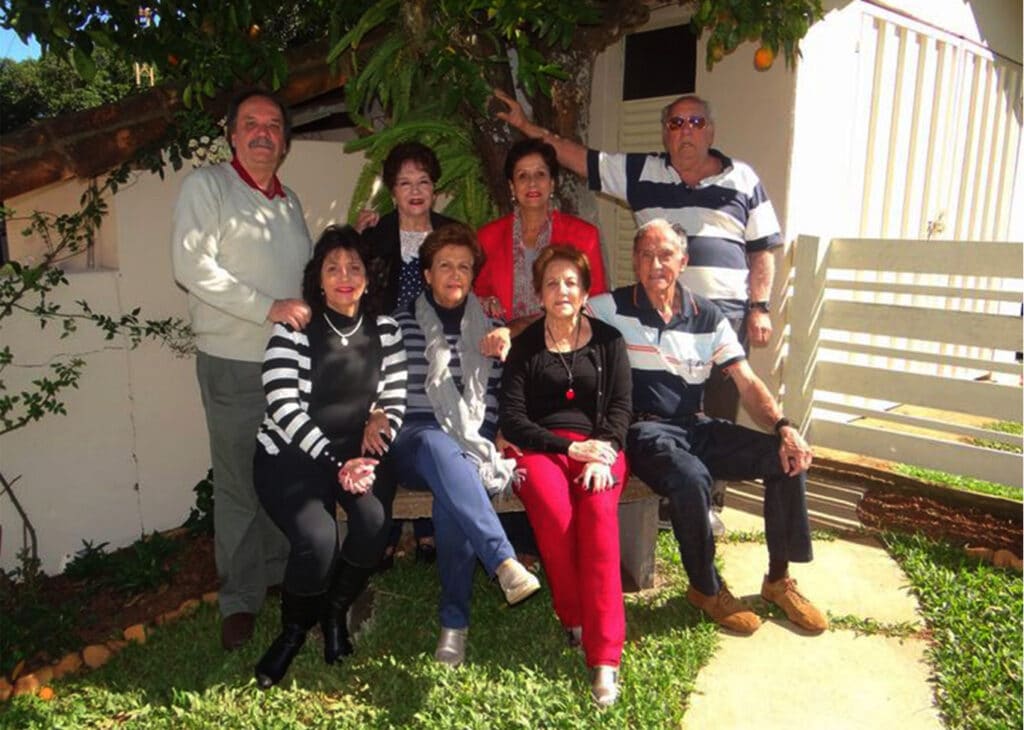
[514, 430, 627, 668]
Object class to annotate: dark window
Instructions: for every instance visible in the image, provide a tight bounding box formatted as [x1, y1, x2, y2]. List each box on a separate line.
[623, 25, 697, 101]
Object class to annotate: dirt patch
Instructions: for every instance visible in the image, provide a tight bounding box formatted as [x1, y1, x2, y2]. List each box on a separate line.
[32, 531, 218, 657]
[858, 489, 1022, 556]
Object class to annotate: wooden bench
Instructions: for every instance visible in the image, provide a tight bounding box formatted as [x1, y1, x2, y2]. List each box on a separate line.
[340, 477, 659, 591]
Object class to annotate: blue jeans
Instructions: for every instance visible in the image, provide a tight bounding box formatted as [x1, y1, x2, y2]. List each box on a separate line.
[390, 420, 515, 629]
[626, 416, 813, 596]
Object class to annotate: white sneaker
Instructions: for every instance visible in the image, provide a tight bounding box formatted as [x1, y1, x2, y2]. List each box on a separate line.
[495, 558, 541, 605]
[709, 509, 726, 537]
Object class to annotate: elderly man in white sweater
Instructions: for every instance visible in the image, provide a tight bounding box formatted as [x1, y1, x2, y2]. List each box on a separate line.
[172, 89, 313, 651]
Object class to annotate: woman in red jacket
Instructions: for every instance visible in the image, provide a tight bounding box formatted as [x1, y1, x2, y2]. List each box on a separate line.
[475, 139, 607, 331]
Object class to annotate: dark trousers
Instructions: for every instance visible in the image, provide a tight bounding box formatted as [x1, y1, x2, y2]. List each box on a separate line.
[254, 446, 397, 596]
[626, 417, 812, 596]
[703, 313, 746, 510]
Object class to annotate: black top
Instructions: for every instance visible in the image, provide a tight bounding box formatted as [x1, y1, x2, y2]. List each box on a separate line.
[362, 209, 458, 314]
[500, 316, 633, 454]
[306, 309, 383, 460]
[526, 347, 599, 436]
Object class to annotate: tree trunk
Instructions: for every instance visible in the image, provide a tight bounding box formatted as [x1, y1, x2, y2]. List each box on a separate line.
[469, 0, 651, 219]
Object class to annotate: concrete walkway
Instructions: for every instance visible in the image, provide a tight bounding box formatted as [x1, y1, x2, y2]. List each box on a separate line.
[682, 504, 943, 729]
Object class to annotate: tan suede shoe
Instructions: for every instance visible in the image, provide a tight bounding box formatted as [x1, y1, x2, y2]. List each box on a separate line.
[761, 575, 829, 632]
[686, 585, 762, 634]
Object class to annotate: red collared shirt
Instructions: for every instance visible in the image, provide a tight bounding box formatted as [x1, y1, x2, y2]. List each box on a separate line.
[230, 155, 286, 199]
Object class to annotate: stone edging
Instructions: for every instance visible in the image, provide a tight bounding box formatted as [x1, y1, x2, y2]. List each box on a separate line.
[0, 590, 219, 702]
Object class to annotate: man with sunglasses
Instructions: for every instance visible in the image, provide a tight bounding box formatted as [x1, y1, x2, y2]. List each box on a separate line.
[493, 90, 782, 529]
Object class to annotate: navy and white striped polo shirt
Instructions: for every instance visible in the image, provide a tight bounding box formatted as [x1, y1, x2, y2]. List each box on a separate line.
[587, 148, 782, 319]
[587, 284, 745, 420]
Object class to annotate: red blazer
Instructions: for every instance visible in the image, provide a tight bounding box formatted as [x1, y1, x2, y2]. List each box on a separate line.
[475, 210, 608, 320]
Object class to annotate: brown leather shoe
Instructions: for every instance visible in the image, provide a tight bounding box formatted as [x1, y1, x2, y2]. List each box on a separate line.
[221, 612, 256, 651]
[686, 585, 762, 634]
[761, 575, 829, 632]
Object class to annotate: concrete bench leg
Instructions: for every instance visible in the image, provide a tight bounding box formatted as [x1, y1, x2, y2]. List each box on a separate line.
[618, 496, 658, 591]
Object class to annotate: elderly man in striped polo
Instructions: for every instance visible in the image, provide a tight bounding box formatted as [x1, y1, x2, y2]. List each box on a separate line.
[494, 90, 780, 528]
[586, 219, 826, 635]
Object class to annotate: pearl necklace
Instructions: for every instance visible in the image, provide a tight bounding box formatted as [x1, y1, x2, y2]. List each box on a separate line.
[323, 312, 363, 346]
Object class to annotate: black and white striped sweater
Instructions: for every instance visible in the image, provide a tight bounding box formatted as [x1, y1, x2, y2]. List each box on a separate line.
[256, 315, 407, 474]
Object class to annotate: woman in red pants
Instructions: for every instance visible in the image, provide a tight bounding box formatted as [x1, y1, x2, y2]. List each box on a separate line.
[498, 244, 632, 707]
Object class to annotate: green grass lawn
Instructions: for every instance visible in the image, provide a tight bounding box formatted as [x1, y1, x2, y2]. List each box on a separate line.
[883, 532, 1023, 730]
[4, 528, 1020, 728]
[893, 464, 1022, 502]
[0, 533, 716, 729]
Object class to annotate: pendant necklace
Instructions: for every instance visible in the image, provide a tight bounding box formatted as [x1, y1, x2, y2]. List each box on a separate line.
[323, 312, 362, 346]
[546, 317, 581, 401]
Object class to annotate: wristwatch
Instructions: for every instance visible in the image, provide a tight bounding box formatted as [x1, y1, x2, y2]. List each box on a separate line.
[773, 417, 793, 434]
[749, 301, 770, 313]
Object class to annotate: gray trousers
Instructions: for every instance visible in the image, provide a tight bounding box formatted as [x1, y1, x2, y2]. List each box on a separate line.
[196, 352, 288, 616]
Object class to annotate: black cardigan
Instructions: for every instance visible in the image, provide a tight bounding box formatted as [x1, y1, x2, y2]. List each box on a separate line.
[363, 209, 458, 314]
[499, 316, 633, 454]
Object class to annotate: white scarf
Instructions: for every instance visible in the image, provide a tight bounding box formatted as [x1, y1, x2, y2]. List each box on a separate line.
[414, 292, 517, 496]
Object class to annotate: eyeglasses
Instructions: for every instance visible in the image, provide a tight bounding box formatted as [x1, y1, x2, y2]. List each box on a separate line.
[665, 115, 709, 131]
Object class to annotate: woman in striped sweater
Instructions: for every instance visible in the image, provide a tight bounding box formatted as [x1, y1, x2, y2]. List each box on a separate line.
[252, 225, 407, 688]
[390, 222, 540, 667]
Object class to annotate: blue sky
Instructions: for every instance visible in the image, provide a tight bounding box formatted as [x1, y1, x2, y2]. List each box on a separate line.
[1, 28, 40, 61]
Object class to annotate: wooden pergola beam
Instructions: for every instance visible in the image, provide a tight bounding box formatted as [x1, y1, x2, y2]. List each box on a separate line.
[0, 42, 349, 201]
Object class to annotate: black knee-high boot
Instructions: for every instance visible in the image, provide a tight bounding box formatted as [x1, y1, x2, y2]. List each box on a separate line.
[255, 590, 322, 689]
[322, 560, 375, 664]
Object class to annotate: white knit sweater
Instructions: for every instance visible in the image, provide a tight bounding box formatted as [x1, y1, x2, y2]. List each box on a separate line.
[171, 162, 313, 362]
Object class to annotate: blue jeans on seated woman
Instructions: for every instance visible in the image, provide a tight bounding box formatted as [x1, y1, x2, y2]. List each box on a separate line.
[389, 419, 516, 629]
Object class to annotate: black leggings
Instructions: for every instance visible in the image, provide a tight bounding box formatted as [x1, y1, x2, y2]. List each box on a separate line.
[254, 446, 396, 595]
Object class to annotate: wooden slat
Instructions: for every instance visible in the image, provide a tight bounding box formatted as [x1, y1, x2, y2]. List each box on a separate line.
[816, 361, 1022, 422]
[824, 279, 1023, 303]
[816, 401, 1023, 445]
[822, 299, 1023, 350]
[828, 238, 1024, 278]
[373, 477, 657, 520]
[820, 339, 1022, 375]
[809, 419, 1022, 488]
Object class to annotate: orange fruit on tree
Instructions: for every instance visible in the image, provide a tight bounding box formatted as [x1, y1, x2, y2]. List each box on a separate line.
[754, 45, 775, 71]
[38, 686, 55, 701]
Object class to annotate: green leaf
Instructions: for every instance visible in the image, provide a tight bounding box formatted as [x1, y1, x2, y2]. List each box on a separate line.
[71, 46, 97, 82]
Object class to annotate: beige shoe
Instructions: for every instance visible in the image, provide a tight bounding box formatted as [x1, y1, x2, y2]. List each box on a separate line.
[686, 585, 762, 634]
[495, 558, 541, 605]
[761, 575, 829, 632]
[435, 627, 467, 667]
[590, 665, 619, 708]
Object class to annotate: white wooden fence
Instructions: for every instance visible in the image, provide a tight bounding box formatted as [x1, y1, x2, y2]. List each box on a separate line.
[784, 236, 1023, 488]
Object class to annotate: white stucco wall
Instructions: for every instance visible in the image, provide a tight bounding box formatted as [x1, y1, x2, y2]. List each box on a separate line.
[1, 139, 365, 574]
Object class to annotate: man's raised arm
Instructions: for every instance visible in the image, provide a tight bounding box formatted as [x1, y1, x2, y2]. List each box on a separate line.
[492, 88, 588, 178]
